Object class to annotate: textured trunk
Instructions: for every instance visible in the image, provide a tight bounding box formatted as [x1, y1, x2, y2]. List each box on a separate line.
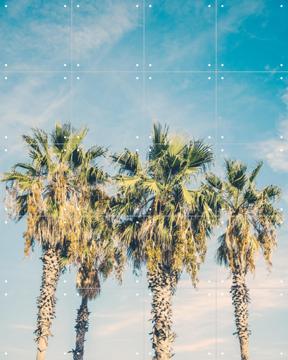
[35, 247, 61, 360]
[147, 265, 177, 360]
[230, 268, 250, 360]
[72, 296, 90, 360]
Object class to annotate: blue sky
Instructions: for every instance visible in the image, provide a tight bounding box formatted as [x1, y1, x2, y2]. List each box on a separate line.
[0, 0, 288, 359]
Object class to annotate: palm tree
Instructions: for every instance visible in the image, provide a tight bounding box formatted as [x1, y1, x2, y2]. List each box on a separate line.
[112, 123, 220, 359]
[2, 123, 90, 360]
[69, 146, 116, 360]
[206, 160, 282, 360]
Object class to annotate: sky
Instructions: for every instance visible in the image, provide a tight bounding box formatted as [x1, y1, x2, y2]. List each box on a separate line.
[0, 0, 288, 359]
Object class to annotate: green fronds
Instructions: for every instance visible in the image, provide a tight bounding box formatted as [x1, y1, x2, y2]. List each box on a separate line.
[209, 159, 282, 275]
[225, 159, 247, 190]
[112, 149, 141, 175]
[249, 161, 263, 182]
[113, 123, 218, 283]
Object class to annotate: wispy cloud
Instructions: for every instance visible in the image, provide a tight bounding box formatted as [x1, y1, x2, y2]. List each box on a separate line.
[93, 310, 142, 337]
[10, 324, 34, 331]
[73, 3, 139, 58]
[175, 338, 226, 353]
[253, 88, 288, 171]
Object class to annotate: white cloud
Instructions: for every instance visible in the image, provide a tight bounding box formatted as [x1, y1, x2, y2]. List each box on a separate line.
[253, 88, 288, 172]
[73, 3, 138, 58]
[175, 338, 226, 353]
[93, 311, 142, 337]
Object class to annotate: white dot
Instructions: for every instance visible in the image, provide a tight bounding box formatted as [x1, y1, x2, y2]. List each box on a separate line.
[136, 293, 139, 296]
[208, 76, 211, 80]
[136, 63, 139, 67]
[136, 353, 140, 356]
[4, 292, 8, 296]
[280, 4, 284, 7]
[4, 135, 8, 139]
[4, 280, 8, 283]
[220, 352, 225, 356]
[136, 4, 139, 7]
[136, 76, 139, 80]
[280, 148, 284, 152]
[280, 63, 284, 67]
[136, 149, 139, 152]
[77, 63, 80, 67]
[149, 63, 152, 67]
[4, 4, 8, 8]
[208, 4, 211, 7]
[136, 135, 139, 139]
[148, 76, 152, 80]
[280, 76, 283, 80]
[221, 4, 224, 7]
[64, 352, 67, 355]
[4, 76, 8, 80]
[208, 352, 212, 356]
[280, 293, 284, 296]
[221, 135, 224, 139]
[280, 135, 284, 139]
[76, 76, 80, 80]
[221, 63, 224, 67]
[221, 76, 224, 80]
[221, 148, 224, 152]
[76, 4, 80, 8]
[149, 4, 152, 7]
[4, 352, 8, 356]
[208, 135, 212, 139]
[64, 76, 67, 80]
[4, 148, 8, 152]
[63, 279, 67, 283]
[64, 293, 67, 296]
[4, 63, 8, 67]
[64, 4, 67, 7]
[63, 63, 67, 67]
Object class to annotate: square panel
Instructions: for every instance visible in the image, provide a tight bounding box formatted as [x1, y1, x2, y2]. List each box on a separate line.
[85, 288, 145, 359]
[217, 73, 287, 143]
[72, 0, 143, 71]
[218, 0, 288, 71]
[173, 289, 217, 360]
[144, 288, 217, 359]
[71, 72, 146, 154]
[0, 73, 71, 173]
[217, 289, 288, 359]
[0, 1, 70, 71]
[146, 0, 216, 71]
[146, 73, 216, 141]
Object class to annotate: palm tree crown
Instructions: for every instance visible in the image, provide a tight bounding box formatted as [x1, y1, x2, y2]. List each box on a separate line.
[206, 160, 282, 273]
[112, 123, 219, 282]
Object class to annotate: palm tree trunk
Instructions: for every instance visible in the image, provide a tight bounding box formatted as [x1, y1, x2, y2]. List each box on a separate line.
[147, 264, 177, 360]
[230, 267, 250, 360]
[35, 247, 61, 360]
[72, 295, 90, 360]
